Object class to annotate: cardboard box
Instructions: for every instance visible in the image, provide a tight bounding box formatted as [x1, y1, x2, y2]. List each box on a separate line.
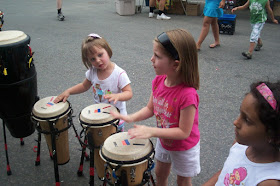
[186, 3, 200, 16]
[115, 0, 135, 16]
[166, 0, 187, 15]
[273, 1, 280, 16]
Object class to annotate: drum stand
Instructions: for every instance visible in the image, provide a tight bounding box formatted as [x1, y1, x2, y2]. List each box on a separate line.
[34, 109, 85, 186]
[77, 131, 96, 186]
[1, 118, 26, 176]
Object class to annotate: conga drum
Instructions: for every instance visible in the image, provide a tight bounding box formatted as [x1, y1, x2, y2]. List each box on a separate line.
[79, 103, 119, 179]
[0, 30, 37, 138]
[100, 132, 155, 186]
[32, 96, 72, 165]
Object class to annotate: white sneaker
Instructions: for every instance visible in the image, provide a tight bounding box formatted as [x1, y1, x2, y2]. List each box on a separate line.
[148, 12, 154, 18]
[157, 13, 171, 20]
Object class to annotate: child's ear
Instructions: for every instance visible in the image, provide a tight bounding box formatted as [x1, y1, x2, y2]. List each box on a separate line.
[174, 60, 180, 70]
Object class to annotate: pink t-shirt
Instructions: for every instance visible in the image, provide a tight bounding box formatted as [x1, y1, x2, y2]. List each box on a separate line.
[152, 75, 200, 151]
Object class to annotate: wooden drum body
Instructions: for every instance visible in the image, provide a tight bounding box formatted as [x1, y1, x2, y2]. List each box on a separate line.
[32, 96, 71, 165]
[79, 103, 119, 179]
[100, 132, 155, 186]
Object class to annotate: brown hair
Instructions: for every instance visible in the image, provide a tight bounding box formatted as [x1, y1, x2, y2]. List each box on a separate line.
[155, 29, 199, 90]
[81, 36, 113, 69]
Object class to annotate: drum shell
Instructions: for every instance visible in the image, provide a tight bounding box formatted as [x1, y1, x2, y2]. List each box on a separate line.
[0, 33, 38, 138]
[86, 122, 117, 147]
[0, 73, 37, 138]
[86, 123, 117, 179]
[94, 148, 106, 179]
[101, 151, 153, 185]
[37, 114, 70, 165]
[100, 132, 154, 185]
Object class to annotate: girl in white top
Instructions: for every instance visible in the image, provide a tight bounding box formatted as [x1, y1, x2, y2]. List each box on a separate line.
[54, 33, 133, 131]
[204, 81, 280, 186]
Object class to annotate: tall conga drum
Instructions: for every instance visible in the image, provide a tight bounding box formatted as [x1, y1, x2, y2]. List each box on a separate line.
[0, 30, 37, 138]
[100, 132, 155, 186]
[79, 103, 119, 179]
[32, 96, 72, 165]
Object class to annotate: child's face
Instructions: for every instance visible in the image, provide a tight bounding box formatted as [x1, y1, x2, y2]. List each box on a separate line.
[151, 42, 177, 75]
[87, 46, 111, 70]
[233, 93, 267, 147]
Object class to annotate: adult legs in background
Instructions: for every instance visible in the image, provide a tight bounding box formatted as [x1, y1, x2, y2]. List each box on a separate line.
[196, 16, 212, 50]
[149, 0, 156, 17]
[209, 17, 220, 48]
[149, 0, 170, 19]
[57, 0, 65, 21]
[155, 160, 171, 186]
[196, 16, 220, 50]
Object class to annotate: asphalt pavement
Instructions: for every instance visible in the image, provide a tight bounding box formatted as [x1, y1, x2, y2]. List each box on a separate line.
[0, 0, 279, 185]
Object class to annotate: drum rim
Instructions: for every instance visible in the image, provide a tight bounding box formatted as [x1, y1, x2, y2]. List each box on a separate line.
[79, 112, 119, 127]
[79, 103, 120, 125]
[32, 100, 72, 122]
[100, 139, 155, 165]
[0, 30, 30, 47]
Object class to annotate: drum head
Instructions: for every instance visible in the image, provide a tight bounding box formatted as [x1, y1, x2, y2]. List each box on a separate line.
[80, 103, 118, 125]
[101, 132, 153, 162]
[32, 96, 70, 121]
[0, 30, 28, 45]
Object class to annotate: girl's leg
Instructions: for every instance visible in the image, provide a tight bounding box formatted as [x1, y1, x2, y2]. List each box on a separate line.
[149, 0, 156, 17]
[159, 0, 167, 11]
[257, 38, 262, 45]
[57, 0, 62, 9]
[209, 17, 220, 47]
[249, 42, 255, 54]
[155, 160, 171, 186]
[254, 38, 263, 51]
[196, 16, 213, 50]
[149, 0, 156, 9]
[177, 175, 192, 186]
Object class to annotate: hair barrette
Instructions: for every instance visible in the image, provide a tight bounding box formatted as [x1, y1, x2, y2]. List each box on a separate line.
[256, 83, 277, 110]
[88, 33, 102, 39]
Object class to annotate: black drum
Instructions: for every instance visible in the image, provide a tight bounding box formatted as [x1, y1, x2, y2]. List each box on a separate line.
[0, 30, 38, 138]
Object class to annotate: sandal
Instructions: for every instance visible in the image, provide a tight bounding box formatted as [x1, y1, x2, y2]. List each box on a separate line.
[254, 43, 263, 51]
[209, 43, 220, 48]
[242, 51, 252, 59]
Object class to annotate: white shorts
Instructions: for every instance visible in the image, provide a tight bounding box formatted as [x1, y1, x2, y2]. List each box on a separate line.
[155, 139, 201, 178]
[250, 22, 265, 43]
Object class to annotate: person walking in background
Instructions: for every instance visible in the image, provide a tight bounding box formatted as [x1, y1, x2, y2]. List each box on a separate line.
[149, 0, 171, 20]
[54, 33, 133, 132]
[112, 29, 200, 186]
[196, 0, 225, 51]
[203, 81, 280, 185]
[57, 0, 65, 21]
[231, 0, 278, 59]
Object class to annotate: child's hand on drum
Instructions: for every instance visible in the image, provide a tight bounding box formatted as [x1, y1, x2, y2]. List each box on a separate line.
[110, 111, 133, 123]
[128, 124, 152, 139]
[104, 94, 119, 104]
[54, 91, 70, 103]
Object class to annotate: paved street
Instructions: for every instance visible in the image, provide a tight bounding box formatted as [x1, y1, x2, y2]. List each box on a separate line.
[0, 0, 279, 185]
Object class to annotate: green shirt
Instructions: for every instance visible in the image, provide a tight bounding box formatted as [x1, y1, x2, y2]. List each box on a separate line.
[249, 0, 268, 24]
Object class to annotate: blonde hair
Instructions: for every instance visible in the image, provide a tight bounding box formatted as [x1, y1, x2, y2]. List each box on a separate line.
[81, 36, 113, 69]
[155, 29, 200, 90]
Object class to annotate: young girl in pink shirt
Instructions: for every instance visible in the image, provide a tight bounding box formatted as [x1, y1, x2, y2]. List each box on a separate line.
[112, 28, 200, 186]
